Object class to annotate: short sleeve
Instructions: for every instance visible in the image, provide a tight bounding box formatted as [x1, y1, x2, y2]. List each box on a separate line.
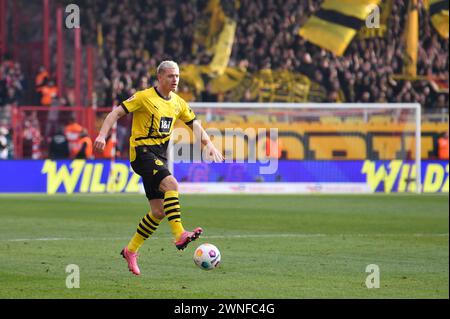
[121, 92, 143, 114]
[177, 98, 196, 125]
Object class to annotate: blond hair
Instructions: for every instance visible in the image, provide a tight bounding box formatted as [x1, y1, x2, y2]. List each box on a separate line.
[157, 60, 179, 74]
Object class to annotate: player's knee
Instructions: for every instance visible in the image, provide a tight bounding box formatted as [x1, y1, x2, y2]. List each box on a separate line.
[159, 175, 179, 193]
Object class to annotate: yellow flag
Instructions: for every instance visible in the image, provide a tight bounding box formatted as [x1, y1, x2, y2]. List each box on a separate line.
[428, 0, 449, 38]
[404, 0, 419, 77]
[97, 23, 103, 55]
[209, 17, 237, 76]
[299, 0, 381, 56]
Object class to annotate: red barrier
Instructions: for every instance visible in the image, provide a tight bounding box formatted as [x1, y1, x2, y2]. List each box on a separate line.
[57, 7, 65, 98]
[74, 28, 82, 106]
[42, 0, 50, 71]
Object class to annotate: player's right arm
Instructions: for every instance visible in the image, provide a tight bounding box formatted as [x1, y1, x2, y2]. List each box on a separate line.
[93, 106, 127, 153]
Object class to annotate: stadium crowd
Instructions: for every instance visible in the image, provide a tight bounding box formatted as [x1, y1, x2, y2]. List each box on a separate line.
[72, 0, 449, 109]
[2, 0, 447, 109]
[233, 0, 448, 108]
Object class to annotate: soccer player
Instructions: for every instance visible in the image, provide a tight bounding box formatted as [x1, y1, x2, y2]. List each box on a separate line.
[93, 61, 223, 275]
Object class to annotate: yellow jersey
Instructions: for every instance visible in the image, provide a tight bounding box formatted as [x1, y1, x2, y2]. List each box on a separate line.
[121, 87, 196, 161]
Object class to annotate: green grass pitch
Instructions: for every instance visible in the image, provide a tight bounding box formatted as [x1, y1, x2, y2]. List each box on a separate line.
[0, 193, 448, 299]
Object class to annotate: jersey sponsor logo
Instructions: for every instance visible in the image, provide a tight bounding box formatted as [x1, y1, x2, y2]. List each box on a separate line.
[155, 159, 164, 166]
[159, 117, 173, 133]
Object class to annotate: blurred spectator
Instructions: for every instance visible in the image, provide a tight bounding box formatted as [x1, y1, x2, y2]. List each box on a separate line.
[177, 85, 195, 102]
[64, 114, 83, 158]
[201, 83, 219, 102]
[437, 131, 449, 160]
[49, 127, 70, 159]
[37, 78, 58, 106]
[23, 118, 42, 159]
[100, 133, 120, 159]
[74, 129, 93, 159]
[35, 66, 50, 105]
[0, 126, 9, 159]
[35, 66, 49, 89]
[241, 88, 257, 102]
[0, 57, 25, 106]
[45, 95, 70, 139]
[434, 94, 448, 110]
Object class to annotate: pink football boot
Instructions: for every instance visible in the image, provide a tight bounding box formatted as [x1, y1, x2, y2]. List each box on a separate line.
[175, 227, 203, 250]
[120, 247, 140, 275]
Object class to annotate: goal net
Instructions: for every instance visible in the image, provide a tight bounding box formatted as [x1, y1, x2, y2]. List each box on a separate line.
[168, 103, 422, 194]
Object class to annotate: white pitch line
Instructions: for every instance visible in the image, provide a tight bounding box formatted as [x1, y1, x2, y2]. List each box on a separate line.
[1, 233, 448, 242]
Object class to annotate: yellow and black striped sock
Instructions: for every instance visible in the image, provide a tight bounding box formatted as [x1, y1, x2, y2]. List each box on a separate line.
[127, 212, 161, 253]
[164, 190, 185, 240]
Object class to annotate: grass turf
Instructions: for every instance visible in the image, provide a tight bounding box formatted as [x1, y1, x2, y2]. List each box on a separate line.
[0, 194, 448, 299]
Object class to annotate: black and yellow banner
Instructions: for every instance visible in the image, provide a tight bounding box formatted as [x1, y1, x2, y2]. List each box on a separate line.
[192, 0, 237, 76]
[179, 65, 329, 102]
[193, 0, 226, 53]
[299, 0, 381, 56]
[428, 0, 449, 39]
[209, 17, 237, 76]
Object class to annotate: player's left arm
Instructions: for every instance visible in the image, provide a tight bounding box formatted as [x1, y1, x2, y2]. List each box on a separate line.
[177, 98, 223, 162]
[187, 120, 224, 163]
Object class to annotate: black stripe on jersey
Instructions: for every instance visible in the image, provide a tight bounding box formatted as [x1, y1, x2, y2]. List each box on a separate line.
[120, 102, 130, 114]
[134, 114, 171, 141]
[135, 134, 171, 141]
[185, 117, 196, 126]
[164, 197, 179, 202]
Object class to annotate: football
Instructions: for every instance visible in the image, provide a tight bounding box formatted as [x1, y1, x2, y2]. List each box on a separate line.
[193, 243, 221, 270]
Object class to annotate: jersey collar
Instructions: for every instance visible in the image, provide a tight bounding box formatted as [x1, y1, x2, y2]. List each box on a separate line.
[153, 86, 171, 101]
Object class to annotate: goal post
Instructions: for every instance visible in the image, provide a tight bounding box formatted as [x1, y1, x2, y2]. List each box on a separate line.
[168, 103, 422, 194]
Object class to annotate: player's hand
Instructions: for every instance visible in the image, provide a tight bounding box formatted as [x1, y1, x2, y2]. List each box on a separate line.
[93, 135, 106, 153]
[204, 141, 224, 163]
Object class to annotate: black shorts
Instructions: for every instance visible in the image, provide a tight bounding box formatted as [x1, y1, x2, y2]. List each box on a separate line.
[130, 146, 171, 200]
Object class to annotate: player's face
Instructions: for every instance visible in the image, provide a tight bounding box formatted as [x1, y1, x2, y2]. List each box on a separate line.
[159, 67, 179, 92]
